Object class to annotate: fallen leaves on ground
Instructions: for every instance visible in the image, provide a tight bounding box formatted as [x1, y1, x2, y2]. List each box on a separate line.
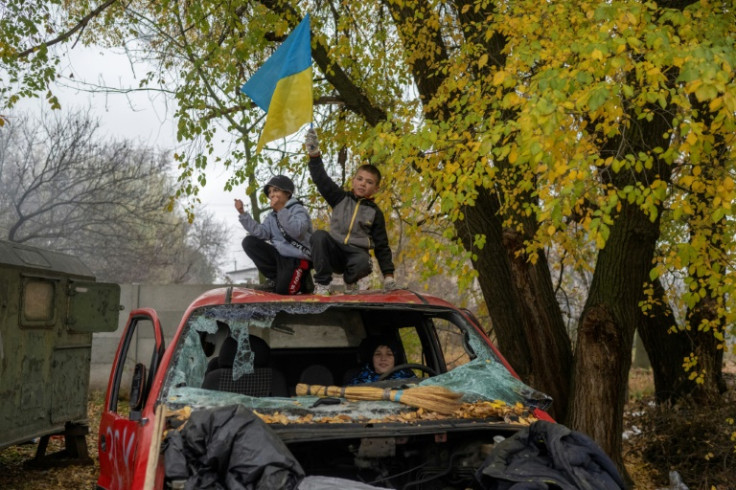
[0, 393, 104, 490]
[623, 383, 736, 489]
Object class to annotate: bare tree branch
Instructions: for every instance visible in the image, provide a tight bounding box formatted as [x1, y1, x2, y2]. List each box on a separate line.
[0, 109, 227, 283]
[14, 0, 120, 59]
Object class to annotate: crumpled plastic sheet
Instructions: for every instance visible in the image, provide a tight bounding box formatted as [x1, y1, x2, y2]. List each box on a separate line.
[164, 404, 390, 489]
[297, 476, 384, 489]
[163, 404, 304, 489]
[476, 420, 626, 489]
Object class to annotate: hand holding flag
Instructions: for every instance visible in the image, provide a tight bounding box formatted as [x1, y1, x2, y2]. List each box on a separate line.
[241, 14, 313, 153]
[305, 127, 320, 156]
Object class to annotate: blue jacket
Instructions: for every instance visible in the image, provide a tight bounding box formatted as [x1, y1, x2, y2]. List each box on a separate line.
[238, 198, 312, 260]
[348, 363, 415, 385]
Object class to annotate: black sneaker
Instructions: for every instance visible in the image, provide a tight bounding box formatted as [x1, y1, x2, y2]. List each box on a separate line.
[301, 271, 314, 294]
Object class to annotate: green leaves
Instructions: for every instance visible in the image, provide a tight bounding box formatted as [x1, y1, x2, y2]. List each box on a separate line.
[4, 0, 735, 341]
[587, 86, 610, 111]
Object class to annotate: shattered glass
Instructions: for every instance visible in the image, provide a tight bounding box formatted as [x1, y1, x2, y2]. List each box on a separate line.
[419, 359, 553, 409]
[165, 387, 414, 420]
[465, 328, 501, 363]
[165, 323, 209, 389]
[163, 303, 332, 393]
[431, 331, 553, 409]
[161, 301, 552, 417]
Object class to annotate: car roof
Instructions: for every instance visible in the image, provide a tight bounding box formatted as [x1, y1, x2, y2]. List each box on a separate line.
[186, 287, 460, 311]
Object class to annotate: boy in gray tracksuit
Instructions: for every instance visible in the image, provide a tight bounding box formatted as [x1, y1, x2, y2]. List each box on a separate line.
[304, 129, 396, 294]
[234, 175, 314, 294]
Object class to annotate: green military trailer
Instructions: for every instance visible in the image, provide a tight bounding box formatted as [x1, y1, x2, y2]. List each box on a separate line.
[0, 239, 120, 465]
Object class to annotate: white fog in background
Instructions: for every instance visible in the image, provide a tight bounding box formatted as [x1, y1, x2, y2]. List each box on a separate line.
[14, 44, 255, 278]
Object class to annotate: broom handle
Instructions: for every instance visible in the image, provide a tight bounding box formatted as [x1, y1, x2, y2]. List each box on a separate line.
[295, 383, 461, 415]
[296, 383, 349, 397]
[296, 383, 458, 401]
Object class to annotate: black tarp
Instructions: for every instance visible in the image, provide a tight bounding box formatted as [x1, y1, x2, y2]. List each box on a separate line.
[475, 420, 626, 490]
[163, 405, 304, 490]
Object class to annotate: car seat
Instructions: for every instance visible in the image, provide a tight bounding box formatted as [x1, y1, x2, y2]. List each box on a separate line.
[299, 364, 335, 387]
[201, 335, 288, 396]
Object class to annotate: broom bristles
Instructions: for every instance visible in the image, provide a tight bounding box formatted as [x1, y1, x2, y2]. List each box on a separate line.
[296, 383, 462, 415]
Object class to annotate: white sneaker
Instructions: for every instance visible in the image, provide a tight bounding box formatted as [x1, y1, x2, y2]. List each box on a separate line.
[344, 282, 359, 293]
[314, 283, 331, 296]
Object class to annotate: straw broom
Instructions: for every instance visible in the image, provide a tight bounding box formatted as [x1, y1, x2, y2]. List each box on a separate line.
[296, 383, 463, 415]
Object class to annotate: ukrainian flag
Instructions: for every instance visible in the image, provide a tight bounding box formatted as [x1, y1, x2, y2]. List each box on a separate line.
[241, 14, 313, 153]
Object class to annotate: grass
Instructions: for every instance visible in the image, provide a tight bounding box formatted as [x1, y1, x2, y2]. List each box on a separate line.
[628, 367, 656, 401]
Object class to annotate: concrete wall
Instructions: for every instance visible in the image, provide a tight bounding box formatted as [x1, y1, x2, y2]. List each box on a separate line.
[89, 283, 227, 391]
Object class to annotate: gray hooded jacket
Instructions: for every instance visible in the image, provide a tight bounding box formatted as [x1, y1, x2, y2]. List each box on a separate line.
[238, 198, 312, 260]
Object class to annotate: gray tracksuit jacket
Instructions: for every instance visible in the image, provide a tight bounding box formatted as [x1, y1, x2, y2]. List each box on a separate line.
[308, 155, 394, 276]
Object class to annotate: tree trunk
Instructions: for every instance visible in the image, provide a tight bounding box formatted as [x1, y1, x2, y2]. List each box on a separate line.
[381, 0, 573, 420]
[687, 296, 727, 400]
[638, 279, 726, 403]
[638, 294, 727, 407]
[681, 96, 729, 401]
[637, 279, 695, 403]
[639, 90, 729, 405]
[458, 188, 573, 420]
[569, 200, 661, 482]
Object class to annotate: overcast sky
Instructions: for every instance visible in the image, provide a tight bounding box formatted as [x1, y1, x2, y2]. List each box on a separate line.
[25, 45, 254, 275]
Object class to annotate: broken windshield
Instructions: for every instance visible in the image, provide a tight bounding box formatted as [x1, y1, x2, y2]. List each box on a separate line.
[161, 301, 552, 419]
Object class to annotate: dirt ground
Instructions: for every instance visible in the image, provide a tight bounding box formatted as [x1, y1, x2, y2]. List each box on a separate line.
[621, 363, 736, 490]
[1, 366, 735, 490]
[0, 394, 103, 490]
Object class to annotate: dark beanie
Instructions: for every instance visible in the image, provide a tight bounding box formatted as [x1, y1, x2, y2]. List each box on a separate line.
[263, 175, 295, 197]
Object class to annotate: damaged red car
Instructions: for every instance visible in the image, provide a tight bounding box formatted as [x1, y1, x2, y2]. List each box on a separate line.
[96, 287, 553, 490]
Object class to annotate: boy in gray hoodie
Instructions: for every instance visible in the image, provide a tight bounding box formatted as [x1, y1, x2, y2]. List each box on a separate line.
[234, 175, 314, 294]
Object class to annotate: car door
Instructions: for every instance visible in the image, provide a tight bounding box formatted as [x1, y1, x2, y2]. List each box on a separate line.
[97, 309, 165, 490]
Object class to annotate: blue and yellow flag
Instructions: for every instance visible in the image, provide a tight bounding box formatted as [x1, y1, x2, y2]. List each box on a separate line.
[241, 14, 313, 153]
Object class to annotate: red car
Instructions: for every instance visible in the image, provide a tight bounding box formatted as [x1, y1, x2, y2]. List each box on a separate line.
[97, 287, 553, 490]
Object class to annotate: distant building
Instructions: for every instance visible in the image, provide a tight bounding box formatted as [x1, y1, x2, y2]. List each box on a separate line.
[225, 267, 259, 284]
